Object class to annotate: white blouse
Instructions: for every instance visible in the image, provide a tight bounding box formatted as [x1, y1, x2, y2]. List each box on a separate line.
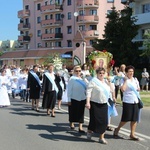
[67, 76, 86, 102]
[120, 77, 140, 104]
[86, 78, 110, 104]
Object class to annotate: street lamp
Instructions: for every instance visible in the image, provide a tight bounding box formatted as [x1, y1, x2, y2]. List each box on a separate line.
[82, 0, 86, 64]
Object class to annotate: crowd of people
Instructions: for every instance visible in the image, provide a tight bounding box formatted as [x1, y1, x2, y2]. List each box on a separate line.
[0, 63, 146, 144]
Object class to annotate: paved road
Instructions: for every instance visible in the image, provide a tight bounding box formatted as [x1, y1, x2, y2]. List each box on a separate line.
[0, 98, 150, 150]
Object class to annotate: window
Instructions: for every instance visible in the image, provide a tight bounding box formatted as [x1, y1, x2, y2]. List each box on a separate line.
[45, 15, 48, 20]
[79, 10, 85, 16]
[107, 10, 113, 15]
[50, 42, 53, 47]
[89, 25, 97, 30]
[50, 0, 54, 5]
[55, 0, 61, 5]
[55, 41, 61, 47]
[90, 40, 94, 46]
[50, 14, 53, 19]
[45, 29, 48, 34]
[55, 28, 61, 33]
[79, 25, 85, 31]
[25, 31, 29, 36]
[25, 18, 29, 25]
[37, 30, 41, 37]
[37, 3, 41, 10]
[107, 0, 114, 2]
[25, 44, 29, 49]
[67, 26, 72, 34]
[37, 17, 41, 23]
[45, 42, 48, 47]
[45, 1, 48, 5]
[67, 0, 71, 5]
[90, 10, 97, 15]
[50, 28, 53, 34]
[55, 14, 61, 21]
[67, 40, 72, 47]
[37, 43, 42, 48]
[68, 12, 71, 20]
[143, 3, 150, 13]
[25, 5, 29, 10]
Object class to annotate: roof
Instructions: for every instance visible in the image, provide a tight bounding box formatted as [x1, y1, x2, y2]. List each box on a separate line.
[0, 49, 72, 60]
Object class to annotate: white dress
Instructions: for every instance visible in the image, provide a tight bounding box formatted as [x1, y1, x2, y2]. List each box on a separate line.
[0, 75, 10, 106]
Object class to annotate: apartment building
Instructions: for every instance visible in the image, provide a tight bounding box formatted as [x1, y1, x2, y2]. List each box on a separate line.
[122, 0, 150, 44]
[0, 0, 124, 66]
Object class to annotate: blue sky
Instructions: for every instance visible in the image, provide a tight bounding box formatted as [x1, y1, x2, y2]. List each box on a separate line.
[0, 0, 22, 41]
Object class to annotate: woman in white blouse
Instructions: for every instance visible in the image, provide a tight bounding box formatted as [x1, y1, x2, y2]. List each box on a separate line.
[67, 65, 87, 133]
[114, 65, 141, 141]
[86, 67, 112, 144]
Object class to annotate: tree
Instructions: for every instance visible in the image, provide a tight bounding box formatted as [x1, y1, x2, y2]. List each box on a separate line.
[93, 6, 142, 66]
[141, 29, 150, 57]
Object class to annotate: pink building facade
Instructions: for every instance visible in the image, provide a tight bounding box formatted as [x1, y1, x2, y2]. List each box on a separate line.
[0, 0, 124, 66]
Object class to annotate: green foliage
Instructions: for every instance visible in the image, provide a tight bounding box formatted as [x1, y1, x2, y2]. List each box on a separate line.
[140, 29, 150, 57]
[43, 53, 61, 65]
[93, 6, 142, 66]
[0, 51, 3, 56]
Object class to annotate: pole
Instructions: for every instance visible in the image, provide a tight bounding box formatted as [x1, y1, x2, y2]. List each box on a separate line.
[83, 0, 86, 64]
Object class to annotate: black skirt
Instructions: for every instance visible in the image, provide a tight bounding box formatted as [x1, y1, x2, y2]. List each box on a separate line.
[42, 91, 56, 109]
[88, 101, 108, 134]
[121, 102, 139, 122]
[68, 99, 86, 123]
[29, 87, 41, 99]
[57, 88, 63, 100]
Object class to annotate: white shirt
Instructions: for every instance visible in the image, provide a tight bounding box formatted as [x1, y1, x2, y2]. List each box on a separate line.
[86, 78, 110, 104]
[120, 78, 140, 104]
[18, 74, 28, 89]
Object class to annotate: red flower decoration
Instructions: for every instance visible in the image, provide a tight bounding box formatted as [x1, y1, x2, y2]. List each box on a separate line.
[91, 60, 96, 66]
[102, 50, 107, 52]
[109, 59, 115, 66]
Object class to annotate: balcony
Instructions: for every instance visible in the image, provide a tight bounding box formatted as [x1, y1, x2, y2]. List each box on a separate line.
[41, 33, 63, 40]
[41, 19, 63, 27]
[18, 35, 31, 42]
[18, 23, 30, 30]
[77, 15, 99, 23]
[18, 10, 30, 18]
[41, 4, 63, 13]
[81, 30, 99, 38]
[77, 0, 99, 8]
[132, 12, 150, 25]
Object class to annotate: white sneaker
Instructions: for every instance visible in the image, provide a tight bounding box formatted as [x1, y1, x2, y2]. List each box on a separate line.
[87, 132, 92, 140]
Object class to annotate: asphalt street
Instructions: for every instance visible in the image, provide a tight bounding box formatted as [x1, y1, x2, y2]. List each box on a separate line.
[0, 98, 150, 150]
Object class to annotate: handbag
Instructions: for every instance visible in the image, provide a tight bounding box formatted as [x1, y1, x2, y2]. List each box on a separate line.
[138, 98, 143, 109]
[108, 98, 114, 107]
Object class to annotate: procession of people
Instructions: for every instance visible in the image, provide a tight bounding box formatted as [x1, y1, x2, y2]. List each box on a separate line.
[0, 60, 146, 144]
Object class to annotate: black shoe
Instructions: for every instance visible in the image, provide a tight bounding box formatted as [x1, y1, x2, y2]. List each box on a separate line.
[36, 108, 40, 112]
[51, 114, 55, 117]
[79, 129, 85, 133]
[70, 126, 75, 130]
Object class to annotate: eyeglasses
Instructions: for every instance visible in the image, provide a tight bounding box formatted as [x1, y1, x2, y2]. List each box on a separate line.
[98, 72, 105, 75]
[75, 70, 81, 72]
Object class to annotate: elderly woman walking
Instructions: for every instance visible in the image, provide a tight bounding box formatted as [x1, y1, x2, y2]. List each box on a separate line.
[67, 65, 87, 133]
[114, 65, 141, 141]
[86, 67, 113, 144]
